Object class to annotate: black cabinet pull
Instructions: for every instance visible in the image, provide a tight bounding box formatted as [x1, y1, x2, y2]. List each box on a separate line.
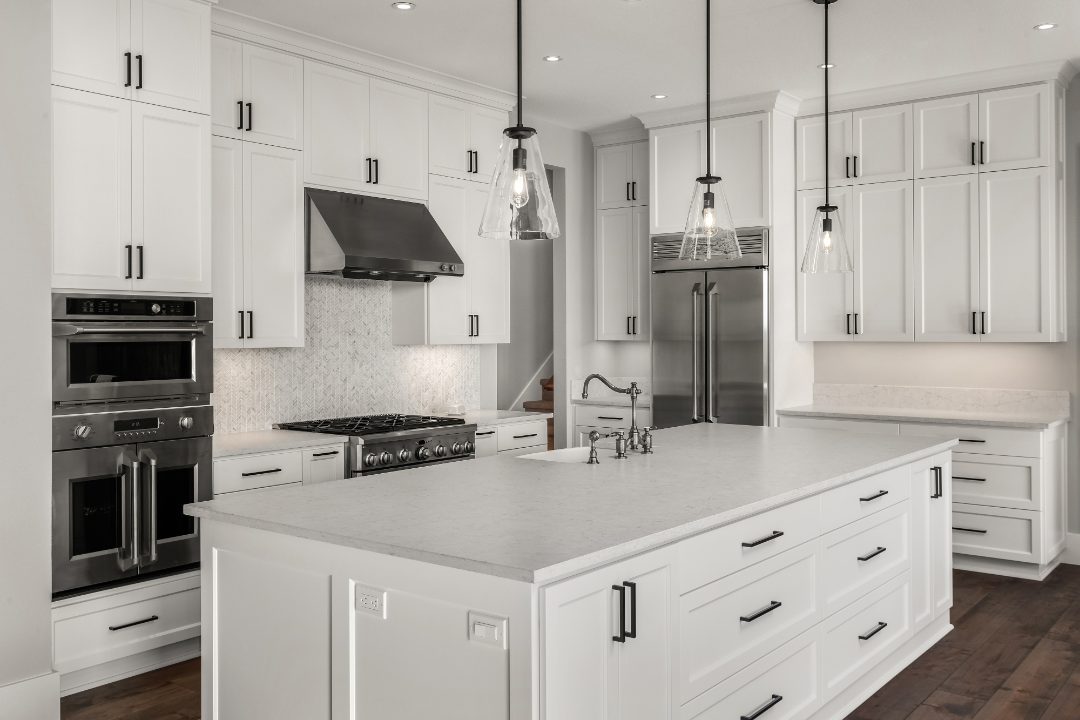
[476, 431, 496, 437]
[954, 475, 986, 482]
[858, 546, 887, 562]
[930, 466, 943, 499]
[953, 526, 988, 534]
[109, 615, 158, 632]
[136, 245, 144, 279]
[241, 468, 282, 478]
[135, 54, 143, 89]
[980, 311, 987, 335]
[612, 584, 627, 642]
[972, 311, 977, 335]
[627, 316, 632, 335]
[958, 438, 986, 444]
[845, 156, 851, 179]
[854, 313, 860, 335]
[859, 489, 889, 503]
[846, 313, 852, 335]
[853, 155, 859, 177]
[246, 102, 253, 132]
[632, 316, 638, 335]
[125, 244, 133, 279]
[979, 140, 986, 165]
[237, 100, 244, 130]
[597, 416, 625, 422]
[513, 433, 539, 439]
[124, 52, 132, 87]
[238, 310, 245, 340]
[474, 313, 479, 336]
[472, 150, 479, 173]
[626, 182, 631, 202]
[623, 581, 637, 639]
[373, 158, 379, 184]
[740, 600, 782, 623]
[858, 621, 888, 641]
[741, 695, 783, 720]
[247, 310, 254, 339]
[742, 530, 784, 548]
[312, 450, 340, 458]
[971, 142, 977, 166]
[631, 181, 637, 201]
[366, 158, 372, 183]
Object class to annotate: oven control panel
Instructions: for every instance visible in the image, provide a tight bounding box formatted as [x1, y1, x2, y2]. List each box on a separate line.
[66, 297, 196, 317]
[53, 405, 214, 451]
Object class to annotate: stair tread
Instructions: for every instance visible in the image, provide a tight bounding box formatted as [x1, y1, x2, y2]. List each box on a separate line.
[523, 400, 554, 412]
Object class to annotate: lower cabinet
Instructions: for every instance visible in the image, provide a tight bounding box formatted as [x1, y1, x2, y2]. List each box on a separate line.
[213, 441, 347, 496]
[474, 419, 548, 458]
[572, 404, 653, 447]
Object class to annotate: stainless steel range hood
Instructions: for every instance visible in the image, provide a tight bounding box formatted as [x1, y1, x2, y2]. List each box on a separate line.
[305, 188, 464, 282]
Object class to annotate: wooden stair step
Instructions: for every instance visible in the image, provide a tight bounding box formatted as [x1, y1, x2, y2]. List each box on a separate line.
[523, 399, 554, 413]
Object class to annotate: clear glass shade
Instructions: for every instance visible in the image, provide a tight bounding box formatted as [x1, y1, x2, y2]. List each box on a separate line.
[800, 207, 852, 273]
[679, 179, 740, 261]
[478, 130, 560, 241]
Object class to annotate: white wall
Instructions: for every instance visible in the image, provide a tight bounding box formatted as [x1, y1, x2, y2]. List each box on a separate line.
[496, 232, 553, 410]
[0, 0, 59, 713]
[813, 76, 1080, 532]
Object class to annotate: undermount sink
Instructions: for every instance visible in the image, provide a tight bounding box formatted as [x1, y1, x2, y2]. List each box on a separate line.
[519, 446, 617, 464]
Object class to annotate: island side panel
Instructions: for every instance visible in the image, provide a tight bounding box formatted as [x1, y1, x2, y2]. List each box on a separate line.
[199, 520, 536, 720]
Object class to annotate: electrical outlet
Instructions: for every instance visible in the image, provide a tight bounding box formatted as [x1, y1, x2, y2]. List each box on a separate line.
[468, 611, 507, 649]
[355, 585, 387, 618]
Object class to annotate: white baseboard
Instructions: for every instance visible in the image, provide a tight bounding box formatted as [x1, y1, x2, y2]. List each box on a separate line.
[1063, 532, 1080, 566]
[953, 554, 1061, 581]
[60, 639, 200, 697]
[0, 672, 60, 720]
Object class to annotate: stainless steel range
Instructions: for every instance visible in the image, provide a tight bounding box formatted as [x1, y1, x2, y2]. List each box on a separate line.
[277, 414, 476, 476]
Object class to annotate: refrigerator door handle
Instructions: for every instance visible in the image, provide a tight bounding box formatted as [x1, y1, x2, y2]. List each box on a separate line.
[691, 282, 704, 422]
[706, 282, 720, 422]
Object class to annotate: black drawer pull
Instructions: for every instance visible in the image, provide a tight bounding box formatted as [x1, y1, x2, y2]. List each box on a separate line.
[953, 526, 988, 534]
[859, 621, 888, 641]
[859, 489, 889, 503]
[109, 615, 159, 632]
[930, 466, 943, 499]
[612, 584, 627, 643]
[241, 468, 283, 478]
[742, 530, 784, 548]
[513, 433, 539, 439]
[597, 416, 625, 422]
[741, 694, 783, 720]
[958, 438, 986, 444]
[953, 475, 986, 482]
[311, 451, 339, 458]
[858, 546, 887, 562]
[476, 431, 496, 437]
[623, 581, 637, 639]
[740, 600, 782, 623]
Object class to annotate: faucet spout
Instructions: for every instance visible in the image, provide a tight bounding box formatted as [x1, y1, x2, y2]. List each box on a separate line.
[581, 373, 631, 400]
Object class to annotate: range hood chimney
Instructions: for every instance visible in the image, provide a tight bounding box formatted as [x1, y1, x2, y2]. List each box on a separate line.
[305, 188, 464, 283]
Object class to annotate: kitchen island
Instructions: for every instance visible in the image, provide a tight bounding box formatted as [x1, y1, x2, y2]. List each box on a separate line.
[185, 423, 956, 720]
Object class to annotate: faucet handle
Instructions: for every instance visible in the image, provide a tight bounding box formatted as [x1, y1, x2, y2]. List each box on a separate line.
[640, 427, 654, 454]
[610, 431, 628, 459]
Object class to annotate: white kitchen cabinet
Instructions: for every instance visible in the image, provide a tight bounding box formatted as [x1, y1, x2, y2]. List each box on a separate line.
[914, 94, 979, 178]
[542, 546, 675, 720]
[212, 38, 303, 150]
[596, 141, 648, 210]
[465, 186, 511, 344]
[369, 79, 429, 200]
[302, 446, 348, 484]
[851, 180, 914, 341]
[796, 187, 853, 341]
[595, 206, 649, 341]
[712, 114, 770, 228]
[474, 427, 497, 457]
[473, 419, 548, 457]
[572, 405, 653, 447]
[211, 138, 304, 348]
[302, 60, 371, 191]
[429, 95, 507, 182]
[979, 85, 1051, 172]
[52, 0, 209, 114]
[910, 456, 951, 633]
[796, 112, 853, 191]
[852, 104, 913, 184]
[649, 123, 705, 235]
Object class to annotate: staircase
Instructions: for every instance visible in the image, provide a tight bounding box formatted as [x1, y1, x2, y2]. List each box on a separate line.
[523, 377, 555, 450]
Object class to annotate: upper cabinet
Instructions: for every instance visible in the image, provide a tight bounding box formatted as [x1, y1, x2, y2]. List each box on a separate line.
[797, 105, 912, 189]
[595, 206, 650, 342]
[596, 141, 649, 210]
[649, 123, 705, 235]
[303, 60, 428, 200]
[52, 0, 210, 115]
[212, 38, 303, 150]
[429, 96, 507, 182]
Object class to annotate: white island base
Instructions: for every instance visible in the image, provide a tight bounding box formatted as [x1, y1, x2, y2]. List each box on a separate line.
[189, 425, 956, 720]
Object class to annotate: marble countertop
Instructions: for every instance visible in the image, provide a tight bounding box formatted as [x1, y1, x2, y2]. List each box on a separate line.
[777, 404, 1069, 430]
[571, 397, 653, 409]
[463, 410, 553, 428]
[213, 430, 350, 459]
[189, 424, 954, 584]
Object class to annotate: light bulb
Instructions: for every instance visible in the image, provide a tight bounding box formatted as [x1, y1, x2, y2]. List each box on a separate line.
[702, 206, 718, 238]
[821, 228, 832, 252]
[510, 168, 529, 209]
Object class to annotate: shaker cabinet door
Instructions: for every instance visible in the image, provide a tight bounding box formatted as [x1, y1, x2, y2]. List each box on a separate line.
[851, 181, 914, 342]
[650, 123, 706, 234]
[52, 0, 132, 99]
[596, 143, 635, 210]
[369, 79, 428, 200]
[130, 0, 210, 114]
[796, 188, 854, 341]
[796, 112, 852, 191]
[211, 136, 246, 348]
[851, 104, 913, 184]
[595, 208, 635, 341]
[979, 85, 1051, 172]
[303, 60, 371, 191]
[242, 45, 303, 150]
[914, 94, 979, 178]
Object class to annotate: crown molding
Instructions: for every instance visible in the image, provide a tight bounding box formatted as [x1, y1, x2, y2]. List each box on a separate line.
[798, 60, 1079, 116]
[588, 119, 647, 147]
[634, 90, 801, 130]
[211, 9, 515, 111]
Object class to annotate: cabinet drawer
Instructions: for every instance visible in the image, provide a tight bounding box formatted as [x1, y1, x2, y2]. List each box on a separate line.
[497, 420, 548, 451]
[214, 450, 303, 495]
[899, 423, 1040, 458]
[680, 546, 819, 703]
[778, 416, 899, 435]
[952, 504, 1039, 563]
[302, 444, 347, 485]
[952, 454, 1039, 511]
[474, 427, 498, 457]
[681, 632, 820, 720]
[821, 573, 911, 699]
[679, 495, 820, 593]
[54, 584, 200, 674]
[821, 465, 910, 532]
[574, 405, 652, 430]
[821, 502, 910, 615]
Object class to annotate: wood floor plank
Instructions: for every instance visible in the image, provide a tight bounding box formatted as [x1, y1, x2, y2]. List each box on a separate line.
[907, 690, 985, 719]
[1039, 666, 1080, 720]
[970, 637, 1080, 720]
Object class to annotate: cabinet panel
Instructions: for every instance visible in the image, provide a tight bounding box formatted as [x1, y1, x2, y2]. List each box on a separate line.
[914, 94, 978, 178]
[852, 104, 913, 184]
[931, 460, 953, 617]
[51, 87, 132, 291]
[596, 144, 634, 210]
[131, 0, 210, 114]
[980, 167, 1052, 341]
[979, 85, 1051, 172]
[910, 460, 934, 632]
[631, 140, 649, 207]
[370, 79, 428, 200]
[914, 175, 980, 342]
[213, 451, 304, 495]
[617, 559, 673, 720]
[244, 143, 304, 348]
[595, 208, 635, 341]
[428, 95, 470, 179]
[852, 181, 914, 341]
[242, 45, 303, 150]
[302, 446, 347, 484]
[467, 184, 510, 343]
[424, 176, 471, 344]
[470, 105, 509, 180]
[211, 137, 245, 348]
[820, 503, 910, 615]
[211, 35, 244, 140]
[796, 188, 853, 341]
[631, 206, 651, 340]
[952, 504, 1039, 563]
[650, 123, 705, 234]
[303, 61, 371, 191]
[952, 455, 1039, 511]
[796, 113, 852, 191]
[52, 0, 131, 99]
[131, 102, 211, 294]
[712, 114, 770, 227]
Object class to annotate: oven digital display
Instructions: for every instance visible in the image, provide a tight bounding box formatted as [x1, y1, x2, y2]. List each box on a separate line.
[113, 417, 160, 432]
[66, 297, 196, 317]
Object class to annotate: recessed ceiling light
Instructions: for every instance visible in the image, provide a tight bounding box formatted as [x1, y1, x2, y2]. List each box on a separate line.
[543, 55, 562, 62]
[651, 94, 667, 100]
[1034, 22, 1057, 31]
[392, 2, 415, 10]
[819, 63, 835, 69]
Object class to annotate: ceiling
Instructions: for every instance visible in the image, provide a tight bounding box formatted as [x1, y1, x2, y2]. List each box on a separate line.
[218, 0, 1080, 131]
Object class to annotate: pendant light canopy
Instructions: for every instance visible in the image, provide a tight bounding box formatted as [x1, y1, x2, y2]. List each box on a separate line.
[800, 0, 852, 274]
[479, 0, 560, 241]
[679, 0, 739, 262]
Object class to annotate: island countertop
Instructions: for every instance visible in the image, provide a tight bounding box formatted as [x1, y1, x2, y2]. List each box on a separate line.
[186, 423, 955, 584]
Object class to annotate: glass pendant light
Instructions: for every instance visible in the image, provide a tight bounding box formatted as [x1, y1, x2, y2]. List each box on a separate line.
[800, 0, 852, 274]
[479, 0, 560, 241]
[679, 0, 739, 261]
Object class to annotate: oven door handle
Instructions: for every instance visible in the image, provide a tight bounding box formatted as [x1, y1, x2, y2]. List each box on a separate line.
[146, 454, 158, 565]
[118, 454, 140, 572]
[54, 324, 208, 337]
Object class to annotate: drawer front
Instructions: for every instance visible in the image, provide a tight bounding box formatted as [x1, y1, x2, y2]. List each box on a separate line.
[574, 405, 652, 431]
[214, 450, 303, 495]
[679, 495, 821, 593]
[681, 633, 820, 720]
[821, 502, 910, 615]
[474, 427, 498, 457]
[821, 465, 910, 532]
[302, 444, 347, 485]
[680, 546, 819, 703]
[952, 454, 1039, 511]
[778, 416, 900, 435]
[821, 573, 911, 699]
[952, 504, 1039, 563]
[497, 420, 548, 451]
[54, 586, 201, 673]
[899, 423, 1040, 458]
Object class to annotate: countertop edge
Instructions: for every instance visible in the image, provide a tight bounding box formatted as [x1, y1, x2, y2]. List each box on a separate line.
[213, 430, 351, 460]
[776, 406, 1067, 430]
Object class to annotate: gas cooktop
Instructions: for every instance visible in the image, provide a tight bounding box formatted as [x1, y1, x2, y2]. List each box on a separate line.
[278, 414, 466, 437]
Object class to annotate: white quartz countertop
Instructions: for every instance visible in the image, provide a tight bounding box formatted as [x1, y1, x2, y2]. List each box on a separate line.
[777, 404, 1068, 430]
[213, 430, 350, 459]
[464, 410, 553, 427]
[190, 424, 954, 584]
[571, 397, 652, 409]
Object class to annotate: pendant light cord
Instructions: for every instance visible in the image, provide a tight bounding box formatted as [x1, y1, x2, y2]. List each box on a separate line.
[517, 0, 523, 129]
[705, 0, 712, 179]
[823, 0, 830, 208]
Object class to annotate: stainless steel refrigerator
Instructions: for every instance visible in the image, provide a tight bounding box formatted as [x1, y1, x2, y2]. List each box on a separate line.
[650, 228, 769, 429]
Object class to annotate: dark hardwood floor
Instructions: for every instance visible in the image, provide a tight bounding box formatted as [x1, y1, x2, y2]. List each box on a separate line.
[60, 566, 1080, 720]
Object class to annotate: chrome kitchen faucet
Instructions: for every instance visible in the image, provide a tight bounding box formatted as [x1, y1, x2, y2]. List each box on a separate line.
[581, 374, 644, 451]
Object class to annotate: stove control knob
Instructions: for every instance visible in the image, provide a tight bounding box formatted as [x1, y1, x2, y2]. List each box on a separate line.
[464, 441, 474, 454]
[379, 451, 393, 466]
[434, 444, 447, 458]
[364, 453, 379, 468]
[178, 416, 194, 430]
[150, 303, 162, 315]
[416, 447, 431, 461]
[451, 442, 464, 455]
[398, 448, 411, 463]
[72, 424, 93, 440]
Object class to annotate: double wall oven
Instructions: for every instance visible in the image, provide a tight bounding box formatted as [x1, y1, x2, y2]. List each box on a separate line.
[52, 294, 214, 597]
